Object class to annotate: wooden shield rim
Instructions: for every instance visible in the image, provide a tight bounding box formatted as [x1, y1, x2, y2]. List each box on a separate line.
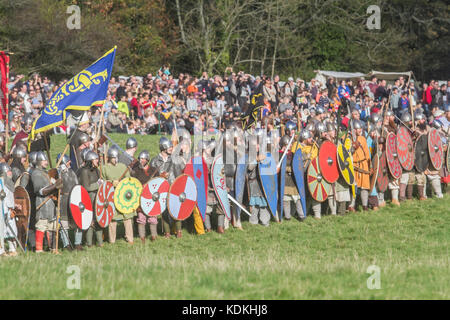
[95, 181, 114, 228]
[14, 186, 31, 217]
[211, 154, 231, 221]
[307, 157, 330, 202]
[386, 132, 402, 179]
[140, 177, 169, 217]
[318, 140, 339, 183]
[414, 134, 429, 173]
[113, 177, 142, 214]
[258, 152, 278, 218]
[397, 126, 415, 171]
[428, 128, 443, 170]
[167, 174, 197, 221]
[14, 186, 31, 249]
[370, 153, 379, 192]
[278, 155, 287, 220]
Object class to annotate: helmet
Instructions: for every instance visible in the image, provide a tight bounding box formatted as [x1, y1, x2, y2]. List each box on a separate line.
[315, 122, 326, 134]
[316, 106, 325, 114]
[77, 132, 90, 147]
[285, 121, 297, 131]
[432, 119, 443, 130]
[280, 135, 291, 147]
[107, 147, 119, 159]
[370, 113, 381, 124]
[0, 163, 11, 176]
[415, 112, 425, 121]
[159, 137, 173, 151]
[85, 151, 99, 162]
[36, 151, 48, 163]
[126, 137, 138, 149]
[29, 151, 38, 166]
[81, 148, 91, 161]
[12, 146, 27, 159]
[353, 120, 363, 129]
[326, 122, 336, 132]
[401, 112, 412, 123]
[300, 130, 312, 142]
[177, 128, 191, 143]
[306, 123, 315, 133]
[56, 154, 70, 166]
[138, 150, 150, 160]
[21, 114, 34, 127]
[385, 110, 394, 117]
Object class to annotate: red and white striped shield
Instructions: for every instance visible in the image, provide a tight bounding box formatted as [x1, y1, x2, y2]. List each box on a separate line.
[167, 174, 197, 221]
[70, 185, 93, 230]
[95, 181, 115, 228]
[141, 177, 170, 216]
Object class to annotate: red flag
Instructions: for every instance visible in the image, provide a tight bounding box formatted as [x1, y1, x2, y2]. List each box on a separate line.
[0, 52, 10, 121]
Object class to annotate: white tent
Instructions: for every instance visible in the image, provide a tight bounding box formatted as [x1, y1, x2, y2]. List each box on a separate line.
[314, 70, 366, 88]
[366, 70, 413, 81]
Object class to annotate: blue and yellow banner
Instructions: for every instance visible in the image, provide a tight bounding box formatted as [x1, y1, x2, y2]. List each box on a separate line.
[30, 47, 116, 140]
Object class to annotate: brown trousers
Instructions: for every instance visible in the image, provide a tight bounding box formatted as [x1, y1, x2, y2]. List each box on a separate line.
[108, 219, 134, 243]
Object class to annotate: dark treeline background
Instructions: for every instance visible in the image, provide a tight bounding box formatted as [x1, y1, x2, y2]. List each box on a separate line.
[1, 0, 448, 81]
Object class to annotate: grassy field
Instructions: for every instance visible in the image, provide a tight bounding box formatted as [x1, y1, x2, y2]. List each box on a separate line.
[1, 133, 449, 299]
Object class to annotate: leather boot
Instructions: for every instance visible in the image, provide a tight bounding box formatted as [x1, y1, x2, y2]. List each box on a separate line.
[176, 230, 182, 238]
[406, 184, 414, 200]
[391, 199, 400, 206]
[75, 245, 84, 251]
[217, 226, 224, 234]
[363, 206, 368, 211]
[140, 237, 145, 244]
[151, 236, 157, 242]
[399, 184, 407, 201]
[164, 232, 171, 239]
[417, 185, 427, 200]
[35, 230, 44, 253]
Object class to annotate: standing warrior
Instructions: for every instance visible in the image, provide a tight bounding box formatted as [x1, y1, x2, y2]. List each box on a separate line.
[0, 163, 20, 256]
[10, 146, 29, 188]
[119, 137, 138, 166]
[31, 152, 62, 253]
[398, 113, 415, 201]
[56, 154, 81, 251]
[78, 151, 104, 247]
[101, 147, 134, 244]
[351, 120, 371, 211]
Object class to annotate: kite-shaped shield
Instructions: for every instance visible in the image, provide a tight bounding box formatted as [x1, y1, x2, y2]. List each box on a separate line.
[184, 156, 208, 222]
[167, 174, 197, 221]
[69, 185, 93, 230]
[428, 128, 443, 170]
[14, 186, 30, 249]
[414, 134, 429, 173]
[370, 152, 379, 192]
[337, 141, 355, 185]
[307, 157, 331, 202]
[292, 148, 307, 217]
[258, 152, 278, 219]
[318, 141, 339, 183]
[278, 155, 287, 220]
[377, 152, 389, 192]
[141, 177, 170, 217]
[114, 177, 143, 214]
[386, 132, 402, 179]
[234, 154, 247, 220]
[397, 126, 414, 171]
[211, 154, 231, 221]
[95, 181, 115, 228]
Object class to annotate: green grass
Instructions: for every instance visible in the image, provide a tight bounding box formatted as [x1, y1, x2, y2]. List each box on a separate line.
[1, 133, 450, 299]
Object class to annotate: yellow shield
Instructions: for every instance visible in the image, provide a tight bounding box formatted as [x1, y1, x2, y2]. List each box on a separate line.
[114, 177, 143, 214]
[337, 141, 355, 186]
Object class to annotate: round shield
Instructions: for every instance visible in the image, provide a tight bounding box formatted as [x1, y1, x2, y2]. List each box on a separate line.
[167, 174, 197, 221]
[318, 141, 339, 183]
[370, 152, 379, 192]
[447, 143, 450, 172]
[414, 134, 429, 173]
[386, 132, 402, 179]
[337, 141, 355, 185]
[377, 152, 389, 192]
[69, 185, 93, 230]
[14, 186, 31, 249]
[141, 177, 170, 217]
[95, 181, 115, 228]
[307, 157, 331, 202]
[428, 128, 443, 170]
[396, 126, 414, 171]
[114, 177, 143, 214]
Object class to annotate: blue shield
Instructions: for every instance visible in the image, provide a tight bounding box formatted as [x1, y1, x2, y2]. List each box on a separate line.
[234, 154, 248, 219]
[278, 155, 287, 221]
[258, 152, 278, 218]
[292, 149, 307, 216]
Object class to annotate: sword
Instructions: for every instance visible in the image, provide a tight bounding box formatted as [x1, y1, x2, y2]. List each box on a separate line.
[277, 134, 295, 170]
[227, 194, 251, 217]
